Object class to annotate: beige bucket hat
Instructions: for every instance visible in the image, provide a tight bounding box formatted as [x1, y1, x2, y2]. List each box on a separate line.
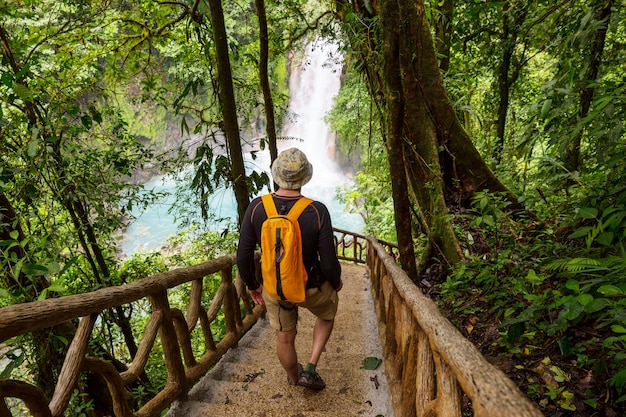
[271, 148, 313, 190]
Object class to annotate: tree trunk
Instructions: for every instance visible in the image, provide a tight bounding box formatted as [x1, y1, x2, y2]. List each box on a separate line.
[337, 0, 522, 272]
[254, 0, 279, 190]
[399, 0, 519, 209]
[207, 0, 250, 221]
[396, 0, 463, 268]
[564, 0, 613, 174]
[494, 1, 514, 166]
[494, 1, 528, 166]
[379, 0, 419, 282]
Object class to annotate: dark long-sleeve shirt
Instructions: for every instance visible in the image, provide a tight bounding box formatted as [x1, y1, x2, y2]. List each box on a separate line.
[236, 194, 341, 291]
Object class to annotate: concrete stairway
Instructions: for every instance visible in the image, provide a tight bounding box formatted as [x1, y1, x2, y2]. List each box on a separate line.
[165, 263, 394, 417]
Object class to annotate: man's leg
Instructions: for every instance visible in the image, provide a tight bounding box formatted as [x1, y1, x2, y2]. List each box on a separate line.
[308, 317, 334, 366]
[277, 329, 299, 384]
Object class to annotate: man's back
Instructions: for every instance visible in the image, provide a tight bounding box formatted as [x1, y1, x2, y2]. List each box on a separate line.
[237, 193, 341, 291]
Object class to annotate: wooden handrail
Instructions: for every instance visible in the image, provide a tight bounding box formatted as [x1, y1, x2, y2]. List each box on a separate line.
[0, 254, 264, 417]
[333, 227, 398, 263]
[366, 237, 544, 417]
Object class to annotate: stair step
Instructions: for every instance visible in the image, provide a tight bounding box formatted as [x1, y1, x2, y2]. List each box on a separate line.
[168, 401, 385, 417]
[204, 353, 384, 387]
[179, 377, 390, 416]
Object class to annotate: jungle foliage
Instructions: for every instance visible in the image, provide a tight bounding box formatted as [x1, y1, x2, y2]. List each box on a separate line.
[1, 0, 625, 415]
[327, 0, 625, 415]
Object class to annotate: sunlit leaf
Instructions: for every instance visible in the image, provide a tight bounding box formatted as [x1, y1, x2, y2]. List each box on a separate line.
[598, 285, 623, 295]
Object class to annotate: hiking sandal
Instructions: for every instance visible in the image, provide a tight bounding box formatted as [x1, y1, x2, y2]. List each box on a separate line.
[297, 370, 326, 390]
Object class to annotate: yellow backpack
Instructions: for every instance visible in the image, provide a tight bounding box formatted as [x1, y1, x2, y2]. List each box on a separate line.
[260, 194, 313, 303]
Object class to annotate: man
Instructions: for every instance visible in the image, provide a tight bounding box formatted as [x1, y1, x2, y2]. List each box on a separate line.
[236, 147, 343, 390]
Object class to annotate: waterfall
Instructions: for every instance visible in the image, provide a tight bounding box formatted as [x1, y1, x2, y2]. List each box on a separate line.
[280, 40, 343, 189]
[253, 39, 349, 204]
[121, 39, 361, 256]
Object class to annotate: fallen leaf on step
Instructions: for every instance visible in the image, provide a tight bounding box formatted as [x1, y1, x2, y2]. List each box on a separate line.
[361, 356, 382, 370]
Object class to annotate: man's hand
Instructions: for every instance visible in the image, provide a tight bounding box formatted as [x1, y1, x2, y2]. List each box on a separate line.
[248, 287, 265, 305]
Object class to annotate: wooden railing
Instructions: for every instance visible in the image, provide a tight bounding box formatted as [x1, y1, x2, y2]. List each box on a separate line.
[0, 254, 264, 417]
[333, 227, 397, 263]
[366, 237, 544, 417]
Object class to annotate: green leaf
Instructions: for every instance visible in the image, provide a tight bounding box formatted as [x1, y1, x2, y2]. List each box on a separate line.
[568, 226, 592, 239]
[526, 269, 545, 286]
[565, 279, 579, 292]
[1, 71, 13, 87]
[597, 231, 614, 246]
[584, 298, 609, 313]
[578, 207, 598, 219]
[598, 285, 623, 295]
[361, 356, 382, 370]
[27, 139, 39, 158]
[13, 258, 24, 280]
[483, 215, 495, 227]
[47, 279, 67, 293]
[558, 389, 576, 411]
[563, 301, 584, 320]
[540, 99, 552, 119]
[12, 83, 34, 102]
[576, 293, 593, 306]
[22, 263, 48, 276]
[611, 325, 626, 334]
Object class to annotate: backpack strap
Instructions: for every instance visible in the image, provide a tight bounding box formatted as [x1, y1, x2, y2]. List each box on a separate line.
[286, 196, 313, 221]
[261, 194, 278, 217]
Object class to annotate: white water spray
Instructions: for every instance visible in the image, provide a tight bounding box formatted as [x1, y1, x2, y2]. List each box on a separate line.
[266, 40, 347, 203]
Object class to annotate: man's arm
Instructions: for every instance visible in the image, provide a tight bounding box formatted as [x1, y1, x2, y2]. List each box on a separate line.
[316, 204, 342, 290]
[236, 203, 261, 291]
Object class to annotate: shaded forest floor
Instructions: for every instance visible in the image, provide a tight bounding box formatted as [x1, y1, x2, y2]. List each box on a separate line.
[427, 213, 624, 417]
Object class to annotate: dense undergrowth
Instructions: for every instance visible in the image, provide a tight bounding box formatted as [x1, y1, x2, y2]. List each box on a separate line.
[437, 185, 626, 417]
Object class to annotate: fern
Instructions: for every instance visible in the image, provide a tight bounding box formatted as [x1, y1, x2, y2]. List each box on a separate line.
[609, 367, 626, 391]
[546, 257, 602, 273]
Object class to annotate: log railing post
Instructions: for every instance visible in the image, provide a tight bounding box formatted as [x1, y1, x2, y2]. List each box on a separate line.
[186, 278, 204, 330]
[415, 324, 435, 415]
[221, 268, 238, 336]
[149, 290, 186, 392]
[49, 314, 97, 417]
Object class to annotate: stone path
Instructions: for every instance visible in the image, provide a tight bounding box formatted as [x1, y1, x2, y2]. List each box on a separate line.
[165, 263, 394, 417]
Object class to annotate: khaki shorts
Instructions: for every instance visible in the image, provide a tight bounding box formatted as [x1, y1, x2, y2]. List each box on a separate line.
[262, 281, 339, 332]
